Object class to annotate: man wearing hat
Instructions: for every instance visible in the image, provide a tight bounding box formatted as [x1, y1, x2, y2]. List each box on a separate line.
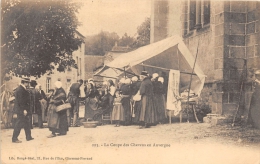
[28, 80, 43, 128]
[67, 79, 83, 127]
[139, 71, 156, 128]
[12, 77, 34, 143]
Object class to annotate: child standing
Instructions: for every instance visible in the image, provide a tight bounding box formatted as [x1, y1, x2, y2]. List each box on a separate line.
[111, 91, 124, 127]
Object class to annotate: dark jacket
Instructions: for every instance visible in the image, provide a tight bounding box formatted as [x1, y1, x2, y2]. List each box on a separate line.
[85, 83, 98, 98]
[140, 77, 153, 96]
[40, 90, 47, 101]
[130, 81, 141, 95]
[152, 80, 164, 95]
[28, 87, 42, 114]
[69, 83, 81, 97]
[14, 85, 30, 116]
[120, 84, 131, 95]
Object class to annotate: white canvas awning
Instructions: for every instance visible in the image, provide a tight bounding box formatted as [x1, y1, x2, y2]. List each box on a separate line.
[95, 35, 206, 95]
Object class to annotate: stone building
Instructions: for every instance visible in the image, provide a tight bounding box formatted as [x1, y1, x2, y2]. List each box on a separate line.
[35, 31, 85, 93]
[151, 0, 260, 121]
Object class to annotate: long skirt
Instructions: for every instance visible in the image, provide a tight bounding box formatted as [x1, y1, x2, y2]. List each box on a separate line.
[47, 104, 68, 134]
[85, 97, 99, 119]
[111, 104, 124, 121]
[132, 101, 141, 124]
[40, 99, 47, 122]
[139, 95, 156, 124]
[122, 97, 131, 123]
[154, 94, 166, 123]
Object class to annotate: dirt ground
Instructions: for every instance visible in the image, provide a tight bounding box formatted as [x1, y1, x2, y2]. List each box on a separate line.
[1, 106, 260, 164]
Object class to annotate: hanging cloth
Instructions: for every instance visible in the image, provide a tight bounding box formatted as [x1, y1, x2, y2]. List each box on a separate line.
[166, 69, 181, 116]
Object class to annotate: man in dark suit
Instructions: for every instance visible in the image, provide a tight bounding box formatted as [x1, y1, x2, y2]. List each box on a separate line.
[12, 77, 34, 143]
[68, 79, 83, 127]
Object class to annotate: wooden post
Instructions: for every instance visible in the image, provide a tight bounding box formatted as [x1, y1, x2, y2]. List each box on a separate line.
[186, 40, 200, 123]
[169, 110, 171, 124]
[180, 111, 182, 123]
[124, 67, 126, 78]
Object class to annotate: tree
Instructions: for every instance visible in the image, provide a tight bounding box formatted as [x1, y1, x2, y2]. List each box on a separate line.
[85, 31, 120, 56]
[133, 17, 150, 48]
[118, 33, 135, 47]
[1, 0, 82, 79]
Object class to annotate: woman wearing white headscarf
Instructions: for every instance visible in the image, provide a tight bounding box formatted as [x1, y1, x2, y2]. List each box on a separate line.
[154, 76, 166, 123]
[47, 81, 68, 138]
[130, 76, 142, 124]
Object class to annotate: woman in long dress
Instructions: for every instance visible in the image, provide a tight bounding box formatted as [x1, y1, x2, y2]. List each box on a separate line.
[139, 71, 156, 128]
[130, 76, 142, 124]
[92, 88, 110, 123]
[84, 79, 99, 119]
[47, 81, 68, 137]
[107, 80, 116, 114]
[152, 75, 166, 124]
[249, 70, 260, 129]
[120, 78, 132, 125]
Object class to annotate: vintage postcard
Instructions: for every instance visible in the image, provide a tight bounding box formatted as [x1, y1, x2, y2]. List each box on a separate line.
[1, 0, 260, 164]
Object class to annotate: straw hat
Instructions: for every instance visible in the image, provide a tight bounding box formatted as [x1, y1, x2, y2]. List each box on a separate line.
[21, 77, 30, 83]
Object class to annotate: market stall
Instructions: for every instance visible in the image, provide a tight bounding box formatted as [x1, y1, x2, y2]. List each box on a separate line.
[95, 35, 206, 122]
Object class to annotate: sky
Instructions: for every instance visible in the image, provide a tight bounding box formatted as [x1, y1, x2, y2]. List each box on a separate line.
[75, 0, 151, 37]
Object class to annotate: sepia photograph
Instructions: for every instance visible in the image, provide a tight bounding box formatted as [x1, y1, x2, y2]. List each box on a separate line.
[1, 0, 260, 163]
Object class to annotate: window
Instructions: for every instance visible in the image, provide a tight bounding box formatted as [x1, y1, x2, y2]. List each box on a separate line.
[188, 0, 210, 31]
[189, 0, 196, 30]
[66, 79, 71, 90]
[46, 77, 51, 93]
[203, 1, 210, 25]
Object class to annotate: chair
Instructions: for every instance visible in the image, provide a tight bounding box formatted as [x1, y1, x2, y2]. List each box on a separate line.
[101, 112, 112, 125]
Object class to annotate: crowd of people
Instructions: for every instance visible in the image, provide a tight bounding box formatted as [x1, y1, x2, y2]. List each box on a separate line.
[11, 71, 168, 143]
[85, 71, 168, 128]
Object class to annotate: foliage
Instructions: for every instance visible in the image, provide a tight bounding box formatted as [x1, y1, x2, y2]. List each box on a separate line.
[133, 17, 150, 48]
[118, 33, 135, 47]
[84, 31, 120, 56]
[84, 17, 150, 56]
[1, 0, 82, 79]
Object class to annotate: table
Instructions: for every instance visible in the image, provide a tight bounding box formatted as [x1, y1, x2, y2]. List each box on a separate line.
[179, 100, 200, 123]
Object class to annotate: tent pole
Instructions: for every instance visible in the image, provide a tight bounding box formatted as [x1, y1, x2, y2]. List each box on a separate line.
[93, 75, 118, 79]
[138, 64, 197, 76]
[111, 67, 138, 76]
[186, 40, 200, 123]
[124, 67, 126, 78]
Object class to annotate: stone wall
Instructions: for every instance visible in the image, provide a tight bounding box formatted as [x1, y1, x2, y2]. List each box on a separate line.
[213, 1, 260, 118]
[150, 0, 260, 120]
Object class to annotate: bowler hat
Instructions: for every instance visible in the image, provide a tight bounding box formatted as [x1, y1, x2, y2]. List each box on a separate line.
[21, 77, 30, 83]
